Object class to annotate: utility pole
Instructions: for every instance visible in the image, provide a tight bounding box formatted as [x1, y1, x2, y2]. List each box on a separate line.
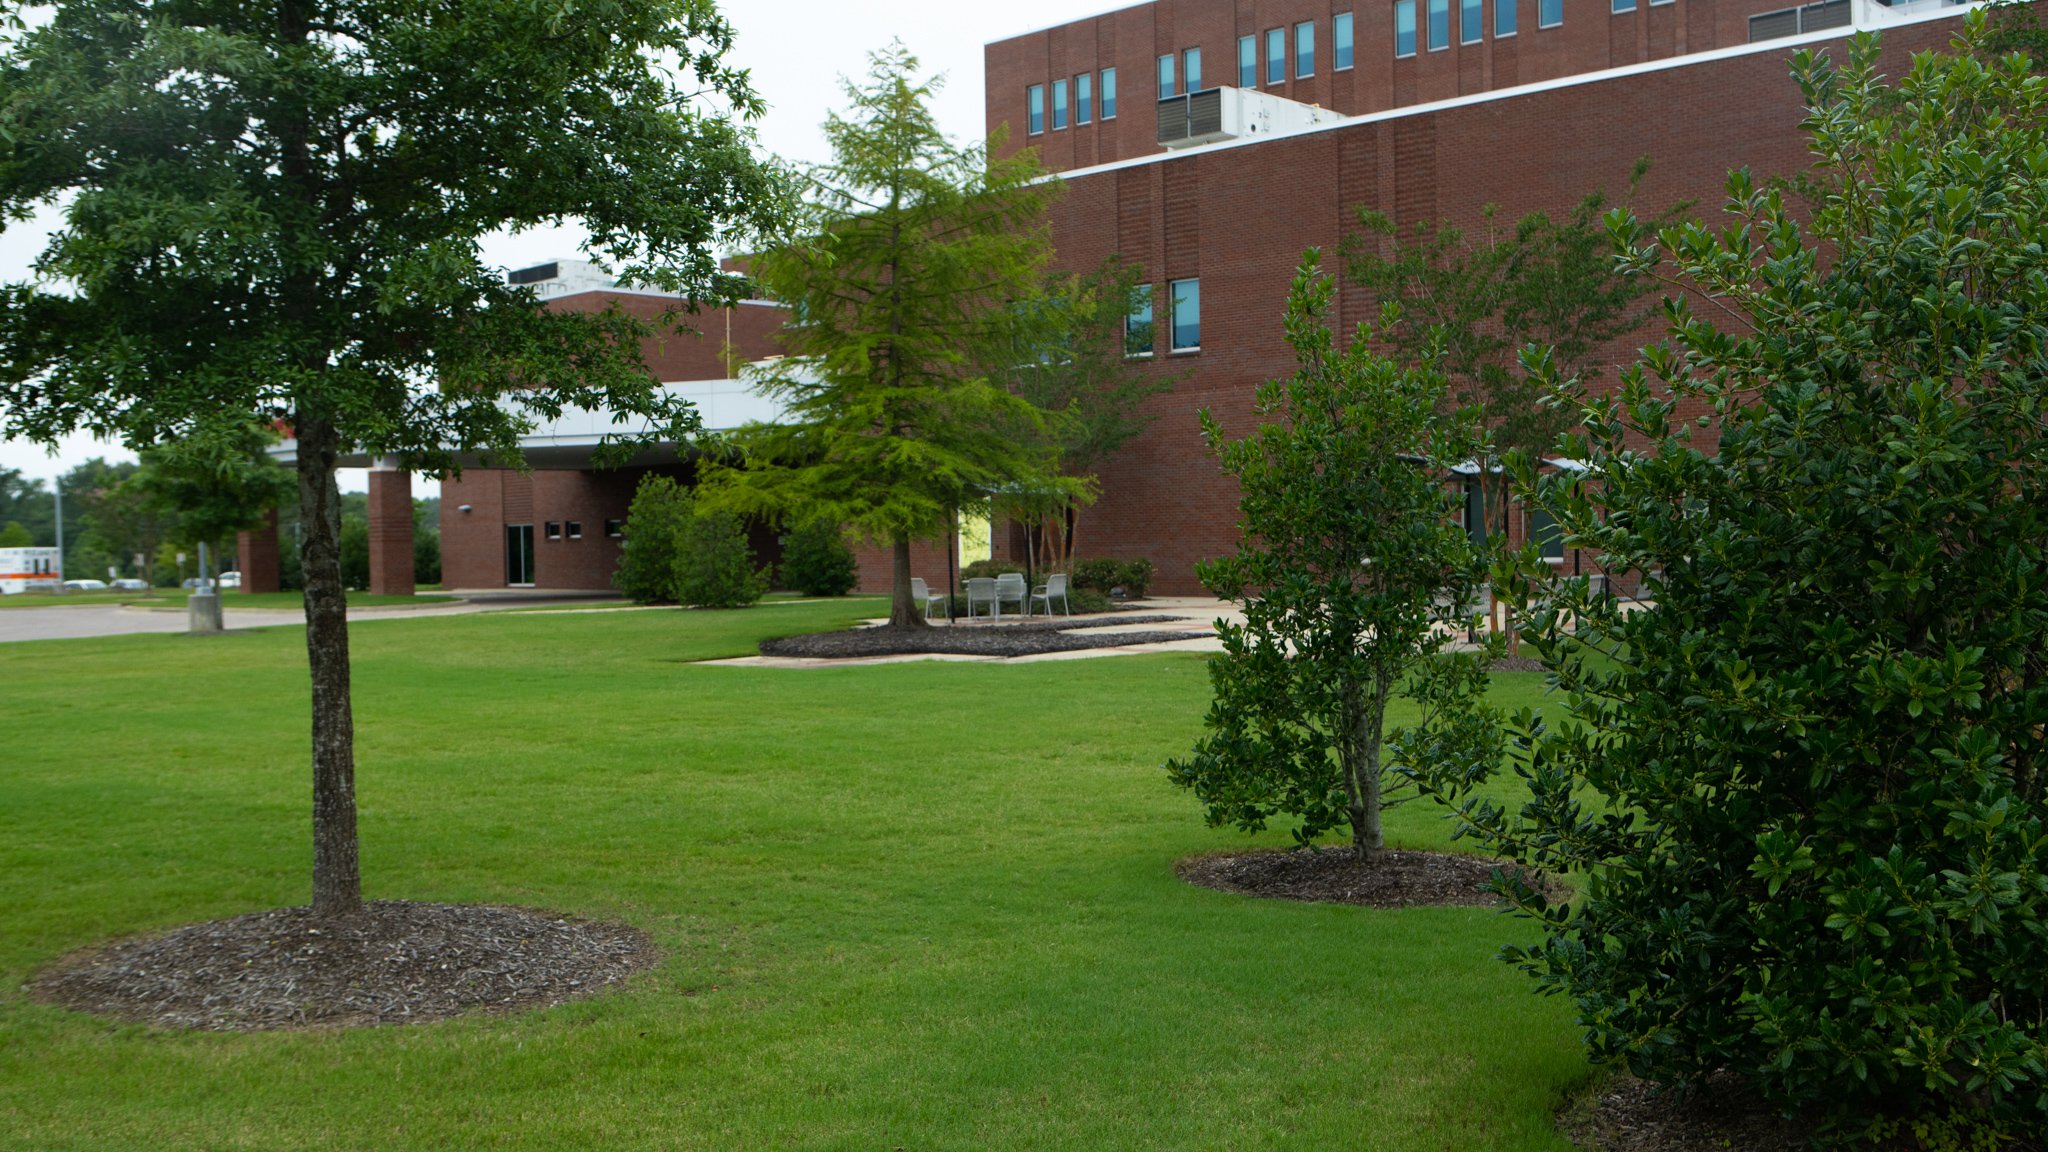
[52, 475, 64, 588]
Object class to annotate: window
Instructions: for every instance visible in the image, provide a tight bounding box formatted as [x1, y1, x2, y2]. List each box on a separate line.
[1051, 78, 1068, 129]
[605, 520, 624, 539]
[545, 522, 562, 541]
[1183, 47, 1202, 92]
[1295, 22, 1315, 77]
[1027, 84, 1044, 134]
[1613, 0, 1636, 11]
[1429, 0, 1450, 50]
[1497, 0, 1518, 36]
[1157, 53, 1175, 99]
[1169, 278, 1200, 352]
[1238, 35, 1256, 86]
[1266, 27, 1285, 84]
[1396, 0, 1418, 56]
[1076, 72, 1093, 123]
[1539, 0, 1562, 27]
[1125, 286, 1155, 357]
[1461, 0, 1483, 41]
[1334, 12, 1355, 69]
[566, 521, 583, 540]
[1101, 68, 1117, 118]
[1531, 509, 1564, 561]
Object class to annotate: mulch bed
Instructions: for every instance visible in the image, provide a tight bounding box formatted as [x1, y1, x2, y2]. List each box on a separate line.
[1176, 846, 1564, 909]
[759, 616, 1204, 660]
[31, 900, 654, 1032]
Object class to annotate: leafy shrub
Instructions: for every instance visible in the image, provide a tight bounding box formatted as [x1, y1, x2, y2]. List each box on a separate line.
[1071, 557, 1154, 598]
[674, 509, 768, 609]
[0, 520, 31, 547]
[779, 518, 858, 596]
[960, 559, 1024, 581]
[1065, 586, 1114, 614]
[337, 518, 368, 591]
[1425, 25, 2048, 1134]
[413, 529, 441, 586]
[614, 475, 693, 603]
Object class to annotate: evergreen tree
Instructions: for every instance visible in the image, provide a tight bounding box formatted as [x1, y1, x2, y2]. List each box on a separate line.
[700, 44, 1077, 627]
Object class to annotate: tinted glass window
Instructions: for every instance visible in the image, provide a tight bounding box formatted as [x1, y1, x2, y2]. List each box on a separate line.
[1429, 0, 1450, 50]
[1266, 28, 1285, 84]
[1170, 279, 1200, 351]
[1396, 0, 1417, 55]
[1497, 0, 1517, 36]
[1183, 47, 1201, 92]
[1157, 53, 1175, 99]
[1540, 0, 1562, 26]
[1027, 85, 1044, 134]
[1125, 287, 1155, 357]
[1335, 12, 1355, 69]
[1295, 22, 1315, 77]
[1076, 73, 1092, 123]
[1462, 0, 1483, 42]
[1052, 79, 1068, 130]
[1239, 35, 1256, 86]
[1101, 69, 1117, 118]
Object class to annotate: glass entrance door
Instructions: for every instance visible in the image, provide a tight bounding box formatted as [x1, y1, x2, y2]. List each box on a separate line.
[505, 524, 535, 587]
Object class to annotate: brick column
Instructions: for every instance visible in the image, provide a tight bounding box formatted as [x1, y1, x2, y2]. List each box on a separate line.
[236, 508, 282, 594]
[367, 458, 415, 597]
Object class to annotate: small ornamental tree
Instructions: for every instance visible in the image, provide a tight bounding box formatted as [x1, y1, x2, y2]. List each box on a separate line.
[1166, 253, 1499, 861]
[1423, 21, 2048, 1133]
[615, 474, 694, 604]
[673, 508, 766, 608]
[700, 45, 1079, 628]
[0, 0, 784, 916]
[0, 520, 31, 547]
[779, 517, 858, 597]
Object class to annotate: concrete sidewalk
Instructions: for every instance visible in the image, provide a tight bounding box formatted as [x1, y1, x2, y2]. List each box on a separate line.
[0, 590, 628, 644]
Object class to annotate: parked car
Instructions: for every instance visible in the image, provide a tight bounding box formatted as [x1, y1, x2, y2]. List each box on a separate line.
[111, 578, 150, 591]
[61, 579, 109, 592]
[218, 571, 242, 589]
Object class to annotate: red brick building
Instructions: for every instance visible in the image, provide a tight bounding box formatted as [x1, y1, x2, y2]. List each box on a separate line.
[255, 0, 1992, 598]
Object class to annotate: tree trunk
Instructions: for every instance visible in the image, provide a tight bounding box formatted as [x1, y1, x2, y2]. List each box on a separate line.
[295, 413, 362, 917]
[888, 532, 925, 628]
[1343, 670, 1392, 863]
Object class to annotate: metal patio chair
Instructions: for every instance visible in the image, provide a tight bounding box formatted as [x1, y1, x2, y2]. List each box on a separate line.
[964, 577, 998, 620]
[1030, 572, 1071, 617]
[993, 571, 1028, 618]
[910, 577, 946, 621]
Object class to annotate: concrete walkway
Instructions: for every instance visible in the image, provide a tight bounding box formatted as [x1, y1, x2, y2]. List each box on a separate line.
[702, 596, 1241, 669]
[0, 590, 626, 644]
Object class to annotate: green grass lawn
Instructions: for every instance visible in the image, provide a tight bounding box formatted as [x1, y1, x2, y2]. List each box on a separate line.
[0, 602, 1589, 1151]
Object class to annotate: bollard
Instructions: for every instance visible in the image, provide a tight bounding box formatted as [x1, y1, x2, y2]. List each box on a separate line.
[188, 587, 224, 634]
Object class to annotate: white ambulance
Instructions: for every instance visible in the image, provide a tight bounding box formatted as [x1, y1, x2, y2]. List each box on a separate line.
[0, 547, 62, 595]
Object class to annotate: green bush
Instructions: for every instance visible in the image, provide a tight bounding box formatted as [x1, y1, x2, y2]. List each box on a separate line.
[960, 558, 1024, 581]
[674, 509, 767, 609]
[1426, 24, 2048, 1134]
[337, 518, 368, 591]
[779, 518, 858, 596]
[413, 529, 441, 586]
[1071, 557, 1154, 598]
[0, 520, 31, 547]
[614, 475, 692, 604]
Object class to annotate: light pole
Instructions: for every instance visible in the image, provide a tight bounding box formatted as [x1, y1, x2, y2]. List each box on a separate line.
[52, 475, 64, 590]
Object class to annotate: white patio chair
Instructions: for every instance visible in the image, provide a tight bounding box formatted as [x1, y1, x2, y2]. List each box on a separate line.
[910, 577, 946, 620]
[964, 577, 998, 620]
[993, 571, 1027, 618]
[1030, 572, 1070, 617]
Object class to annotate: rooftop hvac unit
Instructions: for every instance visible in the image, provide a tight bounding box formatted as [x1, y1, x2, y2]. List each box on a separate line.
[1156, 86, 1343, 151]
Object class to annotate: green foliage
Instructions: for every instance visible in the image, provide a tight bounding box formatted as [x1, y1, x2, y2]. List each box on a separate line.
[1344, 167, 1674, 538]
[615, 475, 695, 605]
[1071, 558, 1154, 599]
[778, 518, 858, 597]
[413, 529, 440, 587]
[700, 45, 1077, 626]
[0, 521, 30, 548]
[1167, 253, 1499, 858]
[1983, 0, 2048, 68]
[674, 509, 768, 609]
[0, 469, 54, 547]
[1426, 22, 2048, 1133]
[960, 559, 1025, 581]
[338, 520, 369, 592]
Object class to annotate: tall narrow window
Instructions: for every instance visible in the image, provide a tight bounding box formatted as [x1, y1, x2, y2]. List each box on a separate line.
[1051, 78, 1068, 130]
[1396, 0, 1418, 56]
[1295, 22, 1315, 77]
[1101, 68, 1117, 118]
[1125, 286, 1155, 357]
[1183, 47, 1202, 93]
[1334, 12, 1355, 69]
[1429, 0, 1451, 49]
[1157, 53, 1175, 99]
[1027, 84, 1044, 134]
[1497, 0, 1518, 36]
[1266, 28, 1285, 84]
[1170, 279, 1200, 351]
[1238, 35, 1256, 86]
[1613, 0, 1637, 11]
[1462, 0, 1483, 42]
[1076, 72, 1093, 124]
[1539, 0, 1562, 27]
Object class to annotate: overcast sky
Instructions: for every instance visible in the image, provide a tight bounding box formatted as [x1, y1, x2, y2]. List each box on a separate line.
[0, 0, 1115, 492]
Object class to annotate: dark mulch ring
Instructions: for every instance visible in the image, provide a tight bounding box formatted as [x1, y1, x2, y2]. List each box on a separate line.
[31, 900, 655, 1032]
[1558, 1071, 2046, 1152]
[759, 616, 1204, 659]
[1175, 846, 1567, 909]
